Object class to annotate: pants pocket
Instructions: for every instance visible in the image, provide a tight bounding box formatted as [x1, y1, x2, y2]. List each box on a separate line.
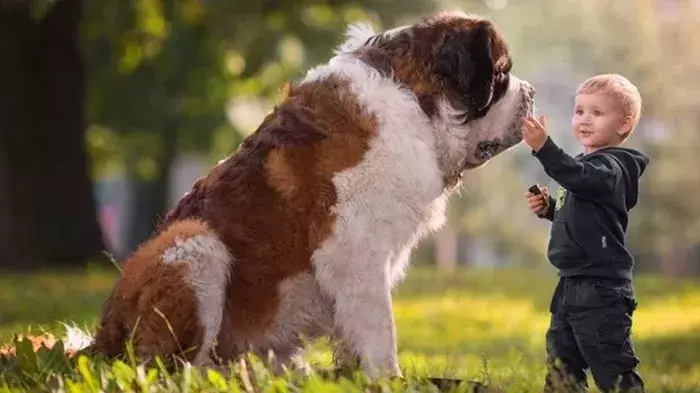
[569, 305, 640, 391]
[595, 307, 640, 389]
[623, 295, 638, 315]
[598, 310, 631, 349]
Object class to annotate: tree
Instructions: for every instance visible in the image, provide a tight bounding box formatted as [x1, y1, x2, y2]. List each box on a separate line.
[0, 0, 105, 269]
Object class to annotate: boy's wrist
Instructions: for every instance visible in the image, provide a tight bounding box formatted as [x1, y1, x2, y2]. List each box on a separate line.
[532, 137, 548, 153]
[531, 136, 554, 157]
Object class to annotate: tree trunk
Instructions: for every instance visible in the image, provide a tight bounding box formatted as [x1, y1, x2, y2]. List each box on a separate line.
[0, 119, 16, 264]
[0, 0, 105, 269]
[0, 3, 42, 268]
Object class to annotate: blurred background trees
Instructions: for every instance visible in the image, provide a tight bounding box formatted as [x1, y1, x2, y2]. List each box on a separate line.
[0, 0, 698, 276]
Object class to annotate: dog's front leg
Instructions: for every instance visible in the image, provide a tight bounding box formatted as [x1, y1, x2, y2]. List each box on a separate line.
[331, 331, 361, 373]
[313, 250, 400, 379]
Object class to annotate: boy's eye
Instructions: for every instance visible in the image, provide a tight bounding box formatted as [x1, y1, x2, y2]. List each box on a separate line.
[594, 110, 604, 116]
[575, 109, 583, 115]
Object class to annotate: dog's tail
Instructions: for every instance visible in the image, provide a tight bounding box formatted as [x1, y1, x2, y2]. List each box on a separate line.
[61, 323, 97, 356]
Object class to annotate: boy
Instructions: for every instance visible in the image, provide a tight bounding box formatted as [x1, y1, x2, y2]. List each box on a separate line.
[523, 74, 649, 393]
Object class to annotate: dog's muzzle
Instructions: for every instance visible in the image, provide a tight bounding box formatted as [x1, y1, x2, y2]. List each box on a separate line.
[475, 139, 501, 160]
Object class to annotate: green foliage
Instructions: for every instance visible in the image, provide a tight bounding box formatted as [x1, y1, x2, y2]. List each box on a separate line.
[81, 0, 438, 176]
[1, 267, 700, 392]
[83, 0, 232, 179]
[28, 0, 58, 21]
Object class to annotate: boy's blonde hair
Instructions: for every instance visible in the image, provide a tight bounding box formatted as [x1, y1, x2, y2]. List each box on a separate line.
[575, 74, 642, 142]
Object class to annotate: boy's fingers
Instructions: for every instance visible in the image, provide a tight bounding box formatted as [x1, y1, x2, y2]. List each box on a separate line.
[529, 201, 544, 209]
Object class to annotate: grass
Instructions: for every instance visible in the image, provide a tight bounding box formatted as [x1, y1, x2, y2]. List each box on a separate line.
[1, 265, 700, 392]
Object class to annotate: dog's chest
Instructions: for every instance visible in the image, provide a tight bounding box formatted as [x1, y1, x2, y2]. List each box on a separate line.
[270, 272, 335, 346]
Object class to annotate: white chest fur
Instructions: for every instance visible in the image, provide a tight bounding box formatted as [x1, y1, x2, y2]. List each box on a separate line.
[306, 56, 448, 377]
[306, 56, 447, 284]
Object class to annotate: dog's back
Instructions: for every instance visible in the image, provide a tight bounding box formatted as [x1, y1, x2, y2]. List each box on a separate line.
[93, 76, 377, 366]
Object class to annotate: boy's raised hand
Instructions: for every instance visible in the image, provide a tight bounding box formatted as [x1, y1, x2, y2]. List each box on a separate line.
[525, 186, 550, 217]
[523, 115, 549, 152]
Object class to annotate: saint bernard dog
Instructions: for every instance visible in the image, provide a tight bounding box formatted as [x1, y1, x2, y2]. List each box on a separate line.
[87, 10, 535, 378]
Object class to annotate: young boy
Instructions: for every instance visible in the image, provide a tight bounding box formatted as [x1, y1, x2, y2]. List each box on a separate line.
[523, 74, 649, 393]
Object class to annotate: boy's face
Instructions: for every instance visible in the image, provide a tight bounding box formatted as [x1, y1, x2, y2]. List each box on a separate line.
[572, 93, 631, 153]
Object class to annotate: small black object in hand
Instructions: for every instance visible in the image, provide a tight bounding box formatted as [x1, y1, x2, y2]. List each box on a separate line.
[528, 184, 550, 211]
[528, 184, 543, 196]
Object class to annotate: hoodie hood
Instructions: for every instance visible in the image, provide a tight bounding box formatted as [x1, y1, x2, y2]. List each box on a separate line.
[598, 147, 650, 209]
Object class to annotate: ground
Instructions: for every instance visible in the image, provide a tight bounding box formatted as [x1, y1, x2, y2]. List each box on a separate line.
[1, 265, 699, 392]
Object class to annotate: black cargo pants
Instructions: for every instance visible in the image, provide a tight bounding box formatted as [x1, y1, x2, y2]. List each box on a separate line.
[543, 276, 644, 393]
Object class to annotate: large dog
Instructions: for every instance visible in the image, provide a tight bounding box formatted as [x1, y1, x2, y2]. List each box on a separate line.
[89, 11, 534, 378]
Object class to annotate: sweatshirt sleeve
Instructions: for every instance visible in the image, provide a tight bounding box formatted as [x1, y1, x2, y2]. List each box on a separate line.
[532, 137, 620, 199]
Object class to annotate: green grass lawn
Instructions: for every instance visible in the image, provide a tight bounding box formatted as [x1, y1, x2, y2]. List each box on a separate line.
[1, 265, 699, 392]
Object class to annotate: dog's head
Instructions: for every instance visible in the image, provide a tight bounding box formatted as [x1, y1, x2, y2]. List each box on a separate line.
[338, 11, 535, 182]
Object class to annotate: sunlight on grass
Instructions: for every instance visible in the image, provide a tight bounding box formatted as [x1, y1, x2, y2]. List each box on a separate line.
[395, 294, 550, 346]
[388, 268, 700, 392]
[1, 266, 699, 392]
[635, 295, 700, 338]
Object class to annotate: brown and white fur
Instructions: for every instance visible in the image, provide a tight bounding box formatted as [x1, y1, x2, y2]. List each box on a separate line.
[82, 11, 535, 378]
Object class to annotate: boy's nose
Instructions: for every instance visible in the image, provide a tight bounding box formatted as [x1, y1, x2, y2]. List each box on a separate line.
[577, 114, 592, 124]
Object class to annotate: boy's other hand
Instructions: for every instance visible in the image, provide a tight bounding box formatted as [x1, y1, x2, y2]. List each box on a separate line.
[525, 186, 549, 216]
[523, 115, 549, 152]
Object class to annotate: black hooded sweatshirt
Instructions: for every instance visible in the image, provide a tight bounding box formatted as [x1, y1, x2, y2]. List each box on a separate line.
[533, 136, 650, 280]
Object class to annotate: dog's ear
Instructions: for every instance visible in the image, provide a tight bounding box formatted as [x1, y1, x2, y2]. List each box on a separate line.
[435, 21, 497, 115]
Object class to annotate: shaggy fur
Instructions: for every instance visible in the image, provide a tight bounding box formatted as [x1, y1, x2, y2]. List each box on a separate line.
[76, 11, 535, 378]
